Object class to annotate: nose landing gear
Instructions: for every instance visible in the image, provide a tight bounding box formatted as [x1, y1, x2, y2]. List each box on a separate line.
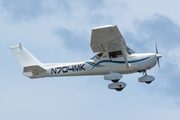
[138, 70, 155, 84]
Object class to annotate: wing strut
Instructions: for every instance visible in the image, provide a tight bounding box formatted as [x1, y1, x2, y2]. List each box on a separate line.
[119, 42, 130, 68]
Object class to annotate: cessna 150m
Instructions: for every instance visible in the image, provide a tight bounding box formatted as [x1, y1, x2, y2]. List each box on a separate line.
[10, 25, 162, 91]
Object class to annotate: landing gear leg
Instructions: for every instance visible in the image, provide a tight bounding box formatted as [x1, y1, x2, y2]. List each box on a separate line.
[142, 71, 151, 84]
[142, 70, 147, 76]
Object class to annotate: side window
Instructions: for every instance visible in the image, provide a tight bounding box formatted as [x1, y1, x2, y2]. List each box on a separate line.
[96, 53, 103, 60]
[109, 51, 122, 58]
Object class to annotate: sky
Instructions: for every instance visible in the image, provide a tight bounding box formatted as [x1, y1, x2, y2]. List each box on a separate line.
[1, 0, 180, 119]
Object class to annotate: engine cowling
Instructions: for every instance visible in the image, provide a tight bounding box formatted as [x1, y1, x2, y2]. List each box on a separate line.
[138, 75, 155, 84]
[108, 82, 126, 91]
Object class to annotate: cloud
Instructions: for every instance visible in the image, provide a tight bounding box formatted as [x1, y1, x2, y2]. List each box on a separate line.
[1, 0, 44, 21]
[1, 1, 180, 120]
[53, 28, 89, 52]
[0, 0, 107, 23]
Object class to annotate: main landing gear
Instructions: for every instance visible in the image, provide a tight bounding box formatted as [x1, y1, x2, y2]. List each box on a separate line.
[104, 71, 155, 91]
[104, 73, 126, 91]
[108, 82, 126, 91]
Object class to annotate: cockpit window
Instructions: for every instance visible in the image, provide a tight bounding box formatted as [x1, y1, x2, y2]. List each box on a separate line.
[91, 53, 103, 60]
[109, 50, 122, 58]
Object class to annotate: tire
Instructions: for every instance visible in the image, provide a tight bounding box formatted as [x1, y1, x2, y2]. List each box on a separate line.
[111, 80, 119, 83]
[115, 88, 123, 91]
[146, 81, 152, 84]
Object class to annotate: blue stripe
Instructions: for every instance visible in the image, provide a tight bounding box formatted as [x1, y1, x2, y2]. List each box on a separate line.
[86, 56, 151, 67]
[86, 62, 99, 67]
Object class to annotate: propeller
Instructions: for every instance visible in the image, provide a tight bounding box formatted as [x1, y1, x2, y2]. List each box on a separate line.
[155, 43, 162, 68]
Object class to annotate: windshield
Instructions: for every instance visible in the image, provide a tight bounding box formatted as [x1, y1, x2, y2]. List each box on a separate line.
[127, 47, 135, 54]
[91, 53, 103, 60]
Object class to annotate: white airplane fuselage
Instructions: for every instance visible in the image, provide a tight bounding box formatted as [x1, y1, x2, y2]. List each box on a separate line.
[10, 25, 163, 91]
[33, 53, 157, 79]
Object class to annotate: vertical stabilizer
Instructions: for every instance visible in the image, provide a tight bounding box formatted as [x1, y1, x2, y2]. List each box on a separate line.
[10, 44, 42, 70]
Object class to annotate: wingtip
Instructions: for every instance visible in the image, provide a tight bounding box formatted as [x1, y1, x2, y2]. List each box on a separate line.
[92, 24, 116, 30]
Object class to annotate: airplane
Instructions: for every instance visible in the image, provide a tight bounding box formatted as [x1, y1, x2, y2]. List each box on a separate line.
[10, 25, 162, 91]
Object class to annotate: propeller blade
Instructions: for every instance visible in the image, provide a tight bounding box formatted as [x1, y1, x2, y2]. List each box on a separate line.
[155, 43, 161, 68]
[157, 58, 160, 68]
[156, 43, 158, 54]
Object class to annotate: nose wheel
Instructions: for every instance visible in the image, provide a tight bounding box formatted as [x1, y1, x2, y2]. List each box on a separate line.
[138, 70, 155, 84]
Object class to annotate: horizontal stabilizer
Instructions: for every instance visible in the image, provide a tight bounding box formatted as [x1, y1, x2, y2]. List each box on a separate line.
[23, 65, 46, 77]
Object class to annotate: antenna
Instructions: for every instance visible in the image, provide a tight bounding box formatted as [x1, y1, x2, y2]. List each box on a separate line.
[19, 43, 22, 50]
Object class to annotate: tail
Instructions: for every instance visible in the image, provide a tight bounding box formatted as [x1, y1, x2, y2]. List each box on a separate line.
[10, 44, 46, 78]
[10, 44, 42, 69]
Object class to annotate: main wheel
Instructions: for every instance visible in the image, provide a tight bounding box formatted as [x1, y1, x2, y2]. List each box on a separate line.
[146, 81, 152, 84]
[115, 88, 123, 91]
[111, 80, 119, 83]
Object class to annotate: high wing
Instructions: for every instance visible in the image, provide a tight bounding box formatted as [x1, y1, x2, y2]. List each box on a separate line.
[90, 25, 132, 67]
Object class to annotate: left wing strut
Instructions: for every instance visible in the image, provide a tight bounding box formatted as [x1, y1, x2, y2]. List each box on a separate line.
[119, 42, 130, 67]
